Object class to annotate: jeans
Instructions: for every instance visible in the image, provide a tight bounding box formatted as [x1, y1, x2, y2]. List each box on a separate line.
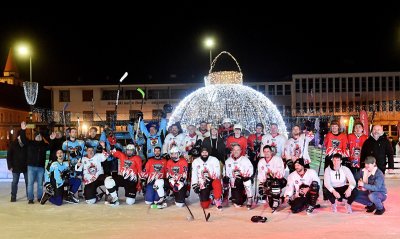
[27, 166, 45, 201]
[11, 172, 28, 199]
[355, 190, 387, 210]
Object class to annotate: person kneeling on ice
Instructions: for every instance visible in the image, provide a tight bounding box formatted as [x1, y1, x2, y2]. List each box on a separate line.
[166, 146, 188, 207]
[40, 150, 81, 205]
[323, 153, 357, 213]
[142, 146, 168, 208]
[104, 144, 142, 206]
[75, 143, 109, 204]
[284, 158, 320, 214]
[192, 148, 223, 210]
[258, 145, 286, 211]
[224, 143, 254, 209]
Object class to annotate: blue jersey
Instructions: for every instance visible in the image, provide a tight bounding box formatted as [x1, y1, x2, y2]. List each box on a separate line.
[127, 124, 146, 159]
[62, 138, 85, 166]
[85, 136, 101, 155]
[138, 118, 167, 158]
[45, 161, 70, 188]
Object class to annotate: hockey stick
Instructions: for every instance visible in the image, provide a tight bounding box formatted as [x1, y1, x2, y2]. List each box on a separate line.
[112, 72, 128, 130]
[184, 201, 194, 221]
[202, 206, 211, 222]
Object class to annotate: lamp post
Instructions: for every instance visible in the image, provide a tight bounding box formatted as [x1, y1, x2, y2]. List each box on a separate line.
[204, 37, 215, 68]
[16, 45, 32, 82]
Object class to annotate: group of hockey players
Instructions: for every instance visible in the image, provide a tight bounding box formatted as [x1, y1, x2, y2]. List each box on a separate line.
[10, 111, 392, 217]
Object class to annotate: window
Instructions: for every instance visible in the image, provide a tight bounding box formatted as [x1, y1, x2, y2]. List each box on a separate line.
[382, 77, 387, 91]
[395, 76, 400, 91]
[129, 110, 141, 119]
[285, 106, 291, 116]
[83, 111, 94, 122]
[368, 101, 374, 112]
[170, 89, 187, 99]
[308, 78, 314, 93]
[302, 79, 307, 93]
[328, 102, 333, 112]
[268, 85, 275, 95]
[355, 77, 360, 92]
[348, 78, 353, 92]
[106, 111, 114, 122]
[328, 78, 333, 92]
[391, 125, 398, 136]
[302, 103, 307, 113]
[152, 109, 163, 119]
[342, 102, 347, 112]
[148, 89, 169, 99]
[389, 100, 394, 112]
[258, 85, 265, 94]
[374, 77, 380, 91]
[335, 78, 340, 92]
[82, 90, 93, 102]
[383, 125, 389, 135]
[362, 77, 367, 92]
[388, 77, 393, 91]
[296, 103, 300, 113]
[276, 85, 283, 95]
[335, 102, 340, 113]
[321, 78, 327, 92]
[315, 102, 320, 112]
[315, 79, 320, 93]
[295, 79, 300, 93]
[368, 77, 373, 91]
[382, 101, 387, 111]
[59, 90, 70, 102]
[63, 111, 71, 124]
[284, 85, 291, 95]
[348, 102, 354, 112]
[322, 102, 327, 112]
[102, 90, 118, 100]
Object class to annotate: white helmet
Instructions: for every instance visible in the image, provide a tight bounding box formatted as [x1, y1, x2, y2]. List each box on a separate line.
[234, 124, 242, 131]
[169, 146, 180, 154]
[222, 118, 231, 124]
[126, 144, 135, 151]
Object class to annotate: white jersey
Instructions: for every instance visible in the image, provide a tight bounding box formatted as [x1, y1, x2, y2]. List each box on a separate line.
[257, 155, 285, 183]
[323, 166, 356, 193]
[191, 156, 221, 189]
[225, 155, 253, 187]
[285, 133, 314, 163]
[260, 133, 287, 157]
[180, 133, 203, 158]
[285, 169, 320, 198]
[75, 152, 108, 185]
[162, 133, 184, 154]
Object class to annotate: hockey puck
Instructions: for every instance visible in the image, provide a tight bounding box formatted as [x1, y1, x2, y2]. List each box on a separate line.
[251, 216, 267, 223]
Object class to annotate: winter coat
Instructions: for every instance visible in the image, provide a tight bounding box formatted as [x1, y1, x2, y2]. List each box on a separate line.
[361, 133, 394, 173]
[6, 136, 27, 173]
[202, 136, 226, 163]
[20, 129, 50, 168]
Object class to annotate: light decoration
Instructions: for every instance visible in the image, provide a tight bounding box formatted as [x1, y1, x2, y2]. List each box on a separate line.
[168, 51, 287, 135]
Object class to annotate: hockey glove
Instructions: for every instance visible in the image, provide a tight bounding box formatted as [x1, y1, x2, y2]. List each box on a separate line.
[173, 181, 184, 192]
[192, 183, 200, 194]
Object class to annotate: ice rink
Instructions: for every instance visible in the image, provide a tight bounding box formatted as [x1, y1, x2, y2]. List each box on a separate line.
[0, 179, 399, 239]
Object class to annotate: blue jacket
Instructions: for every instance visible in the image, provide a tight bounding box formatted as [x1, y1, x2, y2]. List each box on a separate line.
[357, 167, 387, 194]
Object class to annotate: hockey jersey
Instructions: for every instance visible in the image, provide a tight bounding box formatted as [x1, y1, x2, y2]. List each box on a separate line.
[75, 152, 108, 185]
[324, 132, 349, 157]
[166, 158, 188, 184]
[180, 133, 203, 159]
[257, 155, 285, 183]
[247, 133, 263, 152]
[45, 161, 70, 188]
[260, 133, 287, 158]
[347, 133, 368, 168]
[85, 135, 101, 154]
[137, 118, 166, 158]
[111, 150, 142, 182]
[191, 156, 221, 189]
[285, 132, 314, 163]
[162, 133, 185, 154]
[225, 155, 253, 187]
[226, 136, 248, 156]
[62, 138, 85, 166]
[143, 157, 167, 184]
[285, 169, 320, 198]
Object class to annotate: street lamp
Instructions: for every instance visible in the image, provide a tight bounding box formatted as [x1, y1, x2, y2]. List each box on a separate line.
[16, 44, 32, 83]
[204, 37, 215, 68]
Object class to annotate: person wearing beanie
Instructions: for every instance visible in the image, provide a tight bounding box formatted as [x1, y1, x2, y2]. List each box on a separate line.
[191, 147, 223, 210]
[355, 156, 387, 215]
[284, 156, 320, 214]
[323, 153, 357, 213]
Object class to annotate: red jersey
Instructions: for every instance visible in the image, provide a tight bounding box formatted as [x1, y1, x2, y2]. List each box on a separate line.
[112, 150, 142, 181]
[347, 133, 368, 168]
[166, 158, 188, 183]
[226, 136, 248, 156]
[143, 157, 167, 183]
[247, 133, 263, 151]
[324, 132, 349, 157]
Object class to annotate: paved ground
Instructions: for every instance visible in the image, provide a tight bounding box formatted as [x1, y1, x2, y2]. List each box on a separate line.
[0, 178, 399, 239]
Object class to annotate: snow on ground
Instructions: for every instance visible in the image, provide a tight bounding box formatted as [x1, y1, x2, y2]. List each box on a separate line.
[0, 179, 399, 239]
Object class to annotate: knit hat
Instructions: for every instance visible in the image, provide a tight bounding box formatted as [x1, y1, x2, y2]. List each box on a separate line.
[201, 147, 209, 153]
[364, 156, 376, 165]
[294, 158, 305, 167]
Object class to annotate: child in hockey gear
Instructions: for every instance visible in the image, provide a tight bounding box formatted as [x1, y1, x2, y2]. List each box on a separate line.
[192, 148, 223, 210]
[166, 146, 188, 207]
[142, 147, 168, 209]
[323, 154, 357, 213]
[75, 144, 108, 204]
[105, 144, 141, 205]
[41, 150, 81, 205]
[284, 158, 320, 214]
[225, 143, 254, 209]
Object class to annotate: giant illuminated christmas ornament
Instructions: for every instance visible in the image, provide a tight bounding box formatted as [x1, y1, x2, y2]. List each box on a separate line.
[168, 51, 287, 135]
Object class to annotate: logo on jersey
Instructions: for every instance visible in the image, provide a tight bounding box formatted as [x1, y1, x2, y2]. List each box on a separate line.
[331, 139, 340, 148]
[150, 137, 159, 146]
[124, 160, 133, 169]
[172, 166, 180, 174]
[153, 164, 163, 172]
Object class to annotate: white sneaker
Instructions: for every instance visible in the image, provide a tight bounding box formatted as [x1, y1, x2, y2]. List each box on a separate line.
[259, 199, 267, 204]
[331, 203, 337, 213]
[345, 203, 353, 214]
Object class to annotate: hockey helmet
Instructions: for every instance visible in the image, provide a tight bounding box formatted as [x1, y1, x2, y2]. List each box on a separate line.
[126, 144, 135, 151]
[169, 146, 180, 154]
[222, 118, 232, 124]
[234, 124, 243, 131]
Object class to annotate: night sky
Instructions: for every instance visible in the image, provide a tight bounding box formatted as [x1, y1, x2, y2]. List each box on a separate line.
[1, 4, 400, 86]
